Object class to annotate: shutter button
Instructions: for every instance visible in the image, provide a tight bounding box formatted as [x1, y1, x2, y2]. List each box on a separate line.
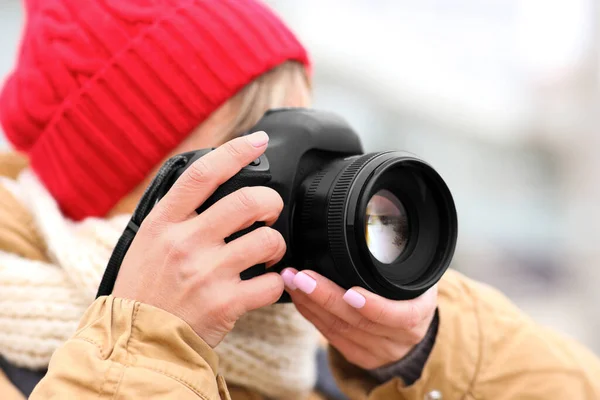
[250, 158, 261, 166]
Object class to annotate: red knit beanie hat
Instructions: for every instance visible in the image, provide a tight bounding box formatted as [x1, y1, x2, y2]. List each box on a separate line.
[0, 0, 309, 220]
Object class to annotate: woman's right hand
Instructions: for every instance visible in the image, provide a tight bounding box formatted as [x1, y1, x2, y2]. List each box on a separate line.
[113, 131, 286, 348]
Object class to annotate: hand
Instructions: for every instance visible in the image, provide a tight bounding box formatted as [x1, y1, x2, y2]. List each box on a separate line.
[113, 131, 286, 348]
[281, 268, 437, 370]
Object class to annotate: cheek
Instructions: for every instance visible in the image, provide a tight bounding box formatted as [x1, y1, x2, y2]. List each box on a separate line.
[170, 98, 238, 155]
[285, 84, 311, 108]
[173, 121, 228, 154]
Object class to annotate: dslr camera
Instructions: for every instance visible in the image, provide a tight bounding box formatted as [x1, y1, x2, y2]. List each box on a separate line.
[98, 108, 458, 302]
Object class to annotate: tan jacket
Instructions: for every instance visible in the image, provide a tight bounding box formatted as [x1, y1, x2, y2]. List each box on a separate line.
[1, 152, 600, 400]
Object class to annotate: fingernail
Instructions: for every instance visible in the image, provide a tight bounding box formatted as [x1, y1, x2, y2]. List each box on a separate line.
[293, 272, 316, 294]
[248, 131, 269, 147]
[343, 289, 366, 309]
[281, 269, 297, 290]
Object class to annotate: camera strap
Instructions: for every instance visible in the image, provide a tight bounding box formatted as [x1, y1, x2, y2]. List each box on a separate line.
[95, 154, 189, 298]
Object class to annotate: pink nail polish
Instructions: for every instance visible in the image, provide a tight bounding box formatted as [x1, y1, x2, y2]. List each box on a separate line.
[281, 269, 297, 290]
[248, 131, 269, 147]
[343, 289, 366, 309]
[293, 272, 316, 294]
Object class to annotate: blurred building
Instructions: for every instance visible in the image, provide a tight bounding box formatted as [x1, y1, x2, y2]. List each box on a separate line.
[1, 0, 599, 352]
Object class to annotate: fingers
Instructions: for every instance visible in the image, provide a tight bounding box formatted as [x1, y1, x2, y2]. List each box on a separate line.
[294, 303, 384, 370]
[219, 226, 287, 274]
[295, 302, 410, 368]
[235, 272, 285, 314]
[195, 186, 283, 241]
[348, 285, 438, 331]
[286, 269, 436, 369]
[284, 269, 390, 333]
[156, 131, 269, 221]
[284, 268, 437, 337]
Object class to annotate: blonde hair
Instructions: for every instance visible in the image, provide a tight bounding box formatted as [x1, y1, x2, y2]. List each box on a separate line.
[219, 61, 311, 141]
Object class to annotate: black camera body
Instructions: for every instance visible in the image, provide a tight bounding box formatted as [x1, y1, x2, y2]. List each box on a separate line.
[156, 108, 457, 302]
[97, 108, 458, 303]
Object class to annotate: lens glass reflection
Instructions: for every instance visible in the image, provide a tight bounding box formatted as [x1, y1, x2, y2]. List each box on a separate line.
[365, 190, 409, 263]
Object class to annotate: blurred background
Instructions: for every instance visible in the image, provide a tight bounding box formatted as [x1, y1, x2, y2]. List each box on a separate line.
[1, 0, 599, 353]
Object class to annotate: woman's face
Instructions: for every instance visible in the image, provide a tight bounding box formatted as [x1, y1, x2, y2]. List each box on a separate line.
[108, 77, 311, 216]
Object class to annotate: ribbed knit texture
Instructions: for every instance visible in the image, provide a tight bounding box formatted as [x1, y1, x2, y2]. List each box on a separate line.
[0, 0, 309, 220]
[0, 170, 319, 399]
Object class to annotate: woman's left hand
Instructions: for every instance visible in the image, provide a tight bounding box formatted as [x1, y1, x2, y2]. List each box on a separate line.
[281, 268, 438, 370]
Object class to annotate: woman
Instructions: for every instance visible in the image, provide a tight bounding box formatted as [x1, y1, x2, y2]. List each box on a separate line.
[0, 1, 598, 399]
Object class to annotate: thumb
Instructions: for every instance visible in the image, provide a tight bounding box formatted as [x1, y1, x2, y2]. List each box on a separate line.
[235, 272, 285, 314]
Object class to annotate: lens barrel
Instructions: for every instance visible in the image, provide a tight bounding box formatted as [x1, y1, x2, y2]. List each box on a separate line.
[294, 151, 457, 300]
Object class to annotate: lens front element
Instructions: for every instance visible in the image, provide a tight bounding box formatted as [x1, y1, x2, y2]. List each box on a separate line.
[365, 189, 409, 263]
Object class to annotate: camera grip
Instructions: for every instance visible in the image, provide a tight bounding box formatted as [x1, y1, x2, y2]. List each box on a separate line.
[195, 161, 272, 281]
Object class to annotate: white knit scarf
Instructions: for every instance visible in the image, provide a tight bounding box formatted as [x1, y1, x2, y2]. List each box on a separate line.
[0, 170, 319, 399]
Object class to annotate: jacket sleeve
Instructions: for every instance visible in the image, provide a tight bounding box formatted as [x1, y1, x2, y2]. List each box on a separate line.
[30, 296, 231, 400]
[328, 269, 600, 400]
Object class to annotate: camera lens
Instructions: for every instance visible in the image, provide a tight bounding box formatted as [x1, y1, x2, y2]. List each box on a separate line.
[295, 151, 457, 301]
[365, 189, 409, 264]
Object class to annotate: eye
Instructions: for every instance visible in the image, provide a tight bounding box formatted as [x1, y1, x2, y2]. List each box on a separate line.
[392, 216, 409, 247]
